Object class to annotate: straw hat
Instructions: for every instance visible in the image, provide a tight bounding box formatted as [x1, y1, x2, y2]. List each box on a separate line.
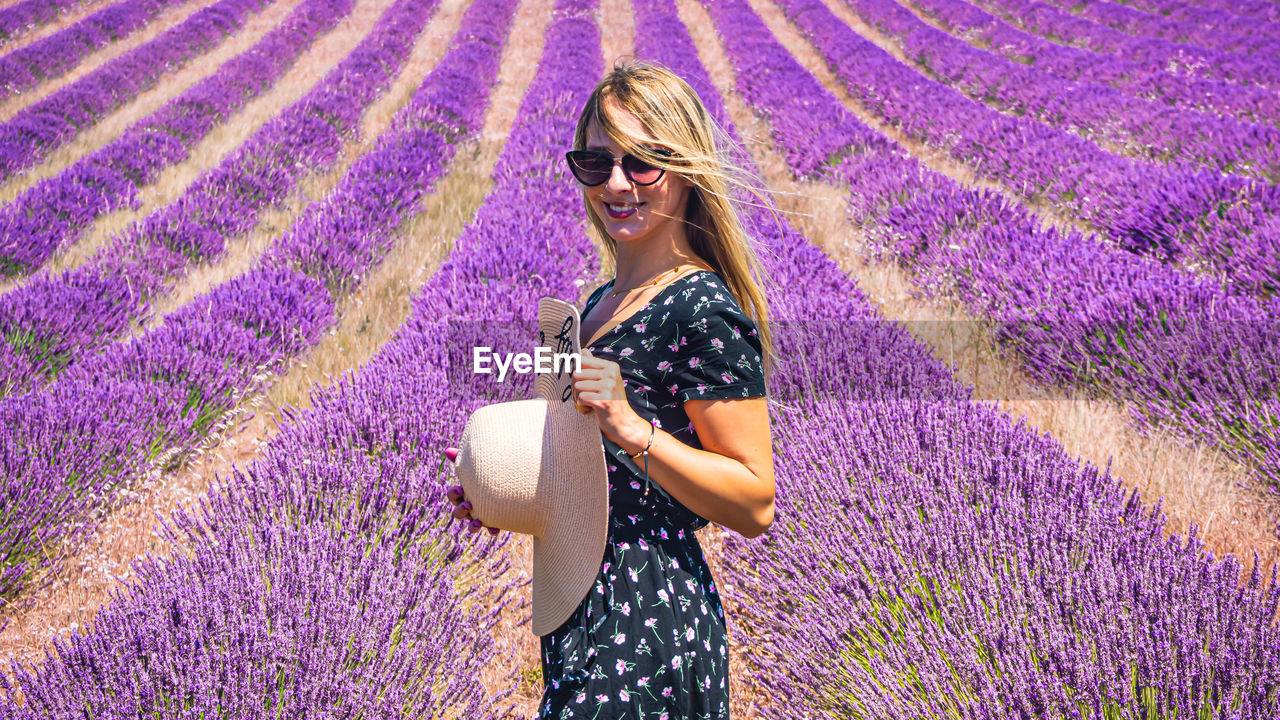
[451, 296, 609, 636]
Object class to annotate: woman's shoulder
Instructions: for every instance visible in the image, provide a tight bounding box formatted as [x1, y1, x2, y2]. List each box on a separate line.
[663, 270, 767, 401]
[665, 270, 754, 327]
[664, 270, 763, 360]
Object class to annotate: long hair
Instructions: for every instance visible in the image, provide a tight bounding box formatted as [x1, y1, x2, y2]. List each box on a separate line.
[572, 59, 778, 374]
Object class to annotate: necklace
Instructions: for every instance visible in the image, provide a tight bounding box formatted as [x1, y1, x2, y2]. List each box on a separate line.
[607, 264, 697, 299]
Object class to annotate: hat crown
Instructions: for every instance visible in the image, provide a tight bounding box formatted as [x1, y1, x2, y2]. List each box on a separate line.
[455, 398, 548, 536]
[455, 297, 591, 538]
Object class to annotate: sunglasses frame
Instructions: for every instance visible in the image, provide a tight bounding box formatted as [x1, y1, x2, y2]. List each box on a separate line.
[565, 148, 673, 187]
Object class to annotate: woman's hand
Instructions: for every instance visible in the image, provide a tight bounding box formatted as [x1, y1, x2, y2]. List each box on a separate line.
[571, 354, 652, 455]
[443, 447, 501, 535]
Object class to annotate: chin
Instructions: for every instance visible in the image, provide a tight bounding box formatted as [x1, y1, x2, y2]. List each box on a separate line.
[608, 227, 652, 245]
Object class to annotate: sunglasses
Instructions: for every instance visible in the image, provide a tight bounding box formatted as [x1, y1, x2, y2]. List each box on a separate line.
[565, 148, 673, 186]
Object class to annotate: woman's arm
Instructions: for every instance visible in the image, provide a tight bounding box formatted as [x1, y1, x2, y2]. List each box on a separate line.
[616, 396, 775, 538]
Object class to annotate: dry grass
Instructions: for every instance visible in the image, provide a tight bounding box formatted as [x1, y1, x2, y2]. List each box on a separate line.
[0, 0, 303, 208]
[600, 0, 635, 74]
[477, 533, 543, 719]
[0, 0, 546, 682]
[688, 0, 1280, 575]
[0, 0, 224, 122]
[142, 0, 476, 325]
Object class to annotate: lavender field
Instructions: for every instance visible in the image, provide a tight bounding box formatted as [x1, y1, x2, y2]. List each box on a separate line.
[0, 0, 1277, 716]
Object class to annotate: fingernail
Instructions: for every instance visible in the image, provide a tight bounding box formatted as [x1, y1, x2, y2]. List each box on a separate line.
[449, 484, 464, 496]
[444, 447, 459, 463]
[487, 526, 500, 536]
[461, 501, 472, 511]
[468, 518, 482, 532]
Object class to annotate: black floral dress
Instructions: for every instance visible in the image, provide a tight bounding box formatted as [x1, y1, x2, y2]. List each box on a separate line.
[538, 269, 768, 720]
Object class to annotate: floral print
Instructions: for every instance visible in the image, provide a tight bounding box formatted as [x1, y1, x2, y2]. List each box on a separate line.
[538, 271, 766, 719]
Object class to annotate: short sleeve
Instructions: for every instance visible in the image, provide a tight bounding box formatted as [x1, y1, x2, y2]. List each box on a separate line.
[672, 292, 766, 403]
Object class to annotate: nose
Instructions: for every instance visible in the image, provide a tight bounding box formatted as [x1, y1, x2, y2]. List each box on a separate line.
[604, 159, 633, 195]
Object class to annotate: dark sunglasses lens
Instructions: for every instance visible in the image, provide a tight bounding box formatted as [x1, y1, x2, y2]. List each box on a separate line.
[622, 154, 664, 185]
[567, 151, 611, 185]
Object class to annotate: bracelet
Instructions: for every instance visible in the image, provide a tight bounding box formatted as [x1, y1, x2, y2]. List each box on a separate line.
[631, 422, 656, 499]
[629, 423, 655, 460]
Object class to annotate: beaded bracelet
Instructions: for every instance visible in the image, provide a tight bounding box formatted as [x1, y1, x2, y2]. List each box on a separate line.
[630, 422, 656, 497]
[628, 422, 655, 460]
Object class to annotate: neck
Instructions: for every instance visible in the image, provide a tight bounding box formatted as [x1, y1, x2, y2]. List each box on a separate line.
[611, 229, 708, 290]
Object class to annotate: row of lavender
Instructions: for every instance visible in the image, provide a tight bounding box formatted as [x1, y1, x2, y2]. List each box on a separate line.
[864, 0, 1280, 182]
[0, 0, 490, 603]
[0, 0, 304, 281]
[819, 0, 1280, 301]
[1109, 0, 1280, 38]
[971, 0, 1280, 91]
[0, 0, 196, 101]
[1041, 0, 1280, 64]
[0, 0, 100, 44]
[897, 0, 1280, 128]
[0, 0, 278, 185]
[666, 0, 1279, 714]
[0, 0, 435, 398]
[0, 0, 602, 712]
[775, 0, 1280, 495]
[1156, 0, 1280, 25]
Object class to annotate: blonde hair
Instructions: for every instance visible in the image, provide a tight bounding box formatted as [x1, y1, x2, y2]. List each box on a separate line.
[573, 58, 778, 374]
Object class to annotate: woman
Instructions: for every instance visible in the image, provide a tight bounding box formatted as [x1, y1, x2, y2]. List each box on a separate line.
[449, 60, 776, 719]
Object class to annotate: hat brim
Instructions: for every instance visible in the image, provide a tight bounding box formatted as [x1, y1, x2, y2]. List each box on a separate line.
[530, 394, 609, 637]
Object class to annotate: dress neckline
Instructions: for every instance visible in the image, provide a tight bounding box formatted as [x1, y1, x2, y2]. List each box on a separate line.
[582, 269, 713, 349]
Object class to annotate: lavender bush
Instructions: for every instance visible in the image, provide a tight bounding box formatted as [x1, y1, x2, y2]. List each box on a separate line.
[639, 0, 1280, 714]
[0, 0, 510, 603]
[857, 0, 1280, 182]
[0, 0, 346, 280]
[899, 0, 1280, 128]
[1040, 0, 1280, 64]
[0, 0, 276, 185]
[1172, 0, 1280, 24]
[3, 0, 1277, 714]
[1109, 0, 1280, 38]
[0, 0, 196, 101]
[795, 0, 1280, 299]
[971, 0, 1280, 90]
[745, 0, 1280, 489]
[0, 0, 442, 396]
[0, 0, 604, 713]
[0, 0, 102, 44]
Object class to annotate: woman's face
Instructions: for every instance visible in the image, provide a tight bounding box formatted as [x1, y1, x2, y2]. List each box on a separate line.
[582, 98, 692, 247]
